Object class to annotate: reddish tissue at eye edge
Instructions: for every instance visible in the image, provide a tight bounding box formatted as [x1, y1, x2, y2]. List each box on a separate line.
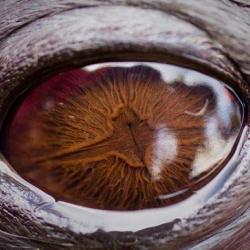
[1, 62, 243, 211]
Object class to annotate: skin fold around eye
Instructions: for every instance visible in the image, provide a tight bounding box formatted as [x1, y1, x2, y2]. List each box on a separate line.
[0, 1, 250, 249]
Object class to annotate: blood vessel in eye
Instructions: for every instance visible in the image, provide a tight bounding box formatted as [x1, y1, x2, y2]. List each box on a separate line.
[1, 62, 243, 210]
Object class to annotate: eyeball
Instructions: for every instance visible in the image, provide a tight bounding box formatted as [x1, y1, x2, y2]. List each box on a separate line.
[1, 62, 244, 211]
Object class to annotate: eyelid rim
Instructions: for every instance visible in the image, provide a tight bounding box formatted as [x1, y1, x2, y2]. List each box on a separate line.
[0, 5, 250, 249]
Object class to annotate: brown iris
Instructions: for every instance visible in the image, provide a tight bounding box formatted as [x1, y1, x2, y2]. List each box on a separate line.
[1, 63, 242, 210]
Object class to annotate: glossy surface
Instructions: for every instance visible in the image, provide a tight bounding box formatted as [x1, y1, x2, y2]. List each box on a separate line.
[1, 62, 243, 210]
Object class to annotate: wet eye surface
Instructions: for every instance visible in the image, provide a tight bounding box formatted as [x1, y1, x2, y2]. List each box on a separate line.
[0, 62, 244, 211]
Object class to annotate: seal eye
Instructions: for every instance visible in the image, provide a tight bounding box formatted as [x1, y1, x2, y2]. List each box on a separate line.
[1, 62, 243, 210]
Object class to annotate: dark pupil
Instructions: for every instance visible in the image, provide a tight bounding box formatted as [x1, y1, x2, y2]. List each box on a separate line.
[1, 62, 243, 210]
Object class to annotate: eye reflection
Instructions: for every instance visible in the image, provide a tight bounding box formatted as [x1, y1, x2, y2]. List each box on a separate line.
[1, 62, 243, 211]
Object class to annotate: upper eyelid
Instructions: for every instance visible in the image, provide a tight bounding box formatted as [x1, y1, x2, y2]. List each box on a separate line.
[1, 0, 248, 76]
[0, 4, 242, 76]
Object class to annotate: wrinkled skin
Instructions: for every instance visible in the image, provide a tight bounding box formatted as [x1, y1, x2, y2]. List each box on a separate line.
[0, 0, 250, 249]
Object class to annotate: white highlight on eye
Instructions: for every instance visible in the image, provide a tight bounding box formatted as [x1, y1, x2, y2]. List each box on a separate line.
[185, 99, 209, 117]
[85, 62, 137, 71]
[158, 188, 188, 199]
[85, 62, 186, 85]
[183, 69, 238, 128]
[150, 127, 177, 180]
[191, 117, 237, 178]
